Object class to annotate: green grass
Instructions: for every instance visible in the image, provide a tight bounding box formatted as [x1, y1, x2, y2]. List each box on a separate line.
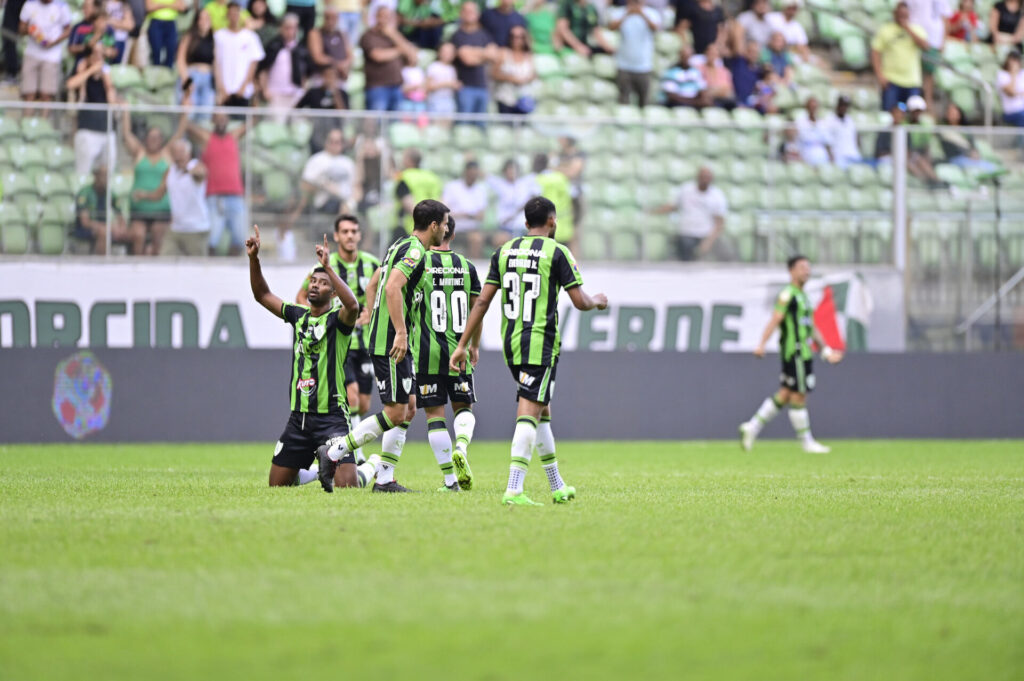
[1, 440, 1022, 681]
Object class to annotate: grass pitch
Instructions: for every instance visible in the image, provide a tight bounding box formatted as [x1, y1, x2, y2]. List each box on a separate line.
[1, 440, 1021, 681]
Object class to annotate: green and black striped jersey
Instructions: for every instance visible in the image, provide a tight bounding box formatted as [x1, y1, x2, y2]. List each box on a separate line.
[282, 302, 353, 414]
[301, 250, 379, 351]
[486, 235, 584, 367]
[411, 249, 481, 376]
[775, 284, 814, 361]
[368, 235, 428, 357]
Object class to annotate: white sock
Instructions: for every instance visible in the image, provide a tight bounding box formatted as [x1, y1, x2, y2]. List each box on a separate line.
[453, 408, 476, 456]
[296, 468, 318, 485]
[506, 417, 537, 494]
[350, 413, 365, 463]
[750, 397, 781, 435]
[534, 419, 565, 492]
[427, 418, 457, 486]
[376, 422, 408, 485]
[788, 407, 813, 444]
[355, 459, 376, 488]
[329, 413, 391, 461]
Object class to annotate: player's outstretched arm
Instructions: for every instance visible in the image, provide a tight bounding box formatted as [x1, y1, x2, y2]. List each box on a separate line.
[566, 287, 609, 312]
[316, 234, 359, 322]
[451, 283, 498, 372]
[754, 310, 785, 358]
[384, 269, 410, 361]
[247, 225, 286, 320]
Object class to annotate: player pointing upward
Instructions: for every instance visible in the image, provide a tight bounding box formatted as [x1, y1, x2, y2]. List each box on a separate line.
[739, 255, 843, 453]
[451, 197, 608, 506]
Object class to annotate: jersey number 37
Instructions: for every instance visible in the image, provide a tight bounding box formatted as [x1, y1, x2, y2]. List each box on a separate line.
[503, 272, 540, 323]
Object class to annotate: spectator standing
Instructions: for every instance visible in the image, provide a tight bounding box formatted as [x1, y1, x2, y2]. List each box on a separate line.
[73, 164, 139, 254]
[675, 0, 724, 55]
[821, 94, 863, 168]
[488, 158, 540, 245]
[492, 26, 536, 114]
[947, 0, 979, 41]
[452, 2, 497, 115]
[331, 0, 362, 49]
[988, 0, 1024, 50]
[123, 109, 186, 254]
[70, 45, 116, 176]
[698, 43, 735, 108]
[761, 31, 794, 86]
[766, 0, 809, 62]
[292, 128, 360, 218]
[105, 0, 134, 61]
[795, 96, 832, 166]
[524, 0, 558, 55]
[307, 7, 352, 88]
[145, 139, 211, 257]
[296, 65, 350, 152]
[872, 2, 930, 111]
[652, 166, 732, 262]
[2, 0, 28, 83]
[998, 50, 1024, 126]
[175, 9, 216, 119]
[426, 41, 460, 115]
[397, 0, 444, 49]
[18, 0, 72, 106]
[529, 153, 575, 249]
[660, 45, 709, 108]
[735, 0, 774, 49]
[206, 0, 249, 34]
[907, 0, 952, 110]
[442, 160, 489, 257]
[69, 1, 116, 68]
[214, 2, 265, 107]
[360, 6, 417, 111]
[284, 0, 315, 37]
[394, 148, 441, 238]
[246, 0, 278, 46]
[607, 0, 660, 108]
[258, 13, 309, 113]
[556, 136, 585, 233]
[556, 0, 612, 57]
[145, 0, 184, 67]
[189, 112, 248, 255]
[481, 0, 527, 48]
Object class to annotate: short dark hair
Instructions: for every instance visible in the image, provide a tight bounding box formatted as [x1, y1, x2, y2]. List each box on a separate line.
[787, 254, 808, 270]
[524, 196, 555, 228]
[413, 199, 449, 231]
[227, 1, 241, 9]
[334, 214, 359, 231]
[310, 265, 328, 278]
[464, 160, 479, 171]
[531, 153, 549, 174]
[445, 214, 456, 241]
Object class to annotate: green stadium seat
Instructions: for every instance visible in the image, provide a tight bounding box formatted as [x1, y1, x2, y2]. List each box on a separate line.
[255, 120, 291, 148]
[346, 71, 365, 94]
[816, 163, 843, 186]
[561, 51, 591, 77]
[655, 31, 681, 57]
[592, 53, 617, 80]
[1, 222, 29, 254]
[724, 184, 754, 212]
[672, 106, 700, 126]
[726, 212, 757, 262]
[0, 118, 21, 143]
[110, 65, 144, 90]
[580, 230, 607, 260]
[609, 231, 640, 260]
[840, 35, 869, 69]
[143, 66, 177, 92]
[534, 53, 563, 80]
[37, 222, 66, 254]
[664, 157, 692, 183]
[35, 172, 74, 200]
[643, 232, 671, 261]
[422, 123, 451, 150]
[646, 213, 674, 234]
[2, 171, 37, 198]
[936, 164, 972, 189]
[109, 173, 134, 200]
[21, 116, 59, 143]
[784, 162, 815, 185]
[453, 125, 485, 150]
[387, 122, 422, 149]
[260, 169, 293, 204]
[587, 77, 618, 102]
[785, 186, 818, 210]
[46, 144, 76, 171]
[290, 119, 313, 148]
[613, 105, 642, 124]
[7, 143, 48, 175]
[417, 49, 436, 67]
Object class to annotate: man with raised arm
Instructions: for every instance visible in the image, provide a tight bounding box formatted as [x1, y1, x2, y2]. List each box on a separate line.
[450, 196, 609, 506]
[247, 225, 372, 489]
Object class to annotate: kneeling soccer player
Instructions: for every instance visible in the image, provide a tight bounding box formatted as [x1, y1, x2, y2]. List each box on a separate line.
[739, 254, 844, 453]
[451, 197, 609, 505]
[248, 226, 375, 488]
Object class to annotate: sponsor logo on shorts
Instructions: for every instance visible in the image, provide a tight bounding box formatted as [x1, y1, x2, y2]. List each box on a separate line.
[298, 377, 317, 395]
[377, 379, 387, 391]
[419, 384, 438, 396]
[518, 371, 536, 387]
[455, 381, 471, 393]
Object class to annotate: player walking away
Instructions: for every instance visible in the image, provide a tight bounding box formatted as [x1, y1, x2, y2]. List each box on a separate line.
[739, 255, 844, 454]
[248, 226, 376, 489]
[450, 197, 609, 506]
[296, 214, 380, 464]
[318, 199, 450, 493]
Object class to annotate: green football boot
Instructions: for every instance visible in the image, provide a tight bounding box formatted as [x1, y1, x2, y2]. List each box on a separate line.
[551, 486, 576, 504]
[437, 482, 461, 492]
[502, 492, 542, 506]
[451, 449, 474, 490]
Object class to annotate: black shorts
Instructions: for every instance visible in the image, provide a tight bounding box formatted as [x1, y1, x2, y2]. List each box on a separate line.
[508, 363, 557, 405]
[372, 353, 416, 405]
[272, 410, 353, 470]
[344, 347, 375, 394]
[780, 356, 815, 394]
[417, 373, 476, 408]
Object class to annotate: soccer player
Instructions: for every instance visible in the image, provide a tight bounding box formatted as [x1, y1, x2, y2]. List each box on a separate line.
[247, 226, 375, 489]
[739, 255, 843, 454]
[450, 197, 609, 506]
[318, 199, 450, 493]
[296, 214, 380, 463]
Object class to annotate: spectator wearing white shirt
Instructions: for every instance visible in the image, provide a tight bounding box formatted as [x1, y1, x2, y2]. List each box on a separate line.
[488, 158, 540, 246]
[795, 96, 833, 166]
[426, 42, 460, 115]
[607, 0, 661, 108]
[651, 165, 732, 261]
[19, 0, 72, 105]
[213, 2, 264, 109]
[143, 139, 211, 257]
[292, 128, 361, 218]
[734, 0, 774, 50]
[766, 0, 810, 62]
[442, 160, 489, 258]
[907, 0, 952, 110]
[822, 95, 863, 168]
[998, 51, 1024, 126]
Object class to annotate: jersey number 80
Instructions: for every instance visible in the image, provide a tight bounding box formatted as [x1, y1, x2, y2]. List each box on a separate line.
[430, 290, 468, 333]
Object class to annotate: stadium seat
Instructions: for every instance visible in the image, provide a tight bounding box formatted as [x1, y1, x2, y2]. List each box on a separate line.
[587, 77, 618, 103]
[21, 116, 60, 143]
[452, 125, 485, 150]
[46, 144, 75, 171]
[1, 222, 29, 254]
[417, 49, 436, 67]
[346, 71, 365, 94]
[2, 171, 37, 198]
[260, 169, 293, 204]
[592, 54, 616, 80]
[37, 222, 66, 255]
[839, 35, 869, 69]
[143, 66, 177, 92]
[561, 51, 591, 77]
[609, 231, 640, 260]
[109, 65, 143, 90]
[35, 173, 74, 200]
[290, 119, 313, 148]
[580, 230, 607, 260]
[0, 118, 22, 143]
[726, 212, 757, 262]
[533, 53, 563, 80]
[643, 232, 671, 261]
[7, 143, 48, 177]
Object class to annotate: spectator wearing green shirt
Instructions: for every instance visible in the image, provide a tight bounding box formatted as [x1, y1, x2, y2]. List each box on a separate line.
[397, 0, 444, 49]
[871, 1, 930, 111]
[204, 0, 249, 32]
[73, 165, 141, 255]
[555, 0, 612, 57]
